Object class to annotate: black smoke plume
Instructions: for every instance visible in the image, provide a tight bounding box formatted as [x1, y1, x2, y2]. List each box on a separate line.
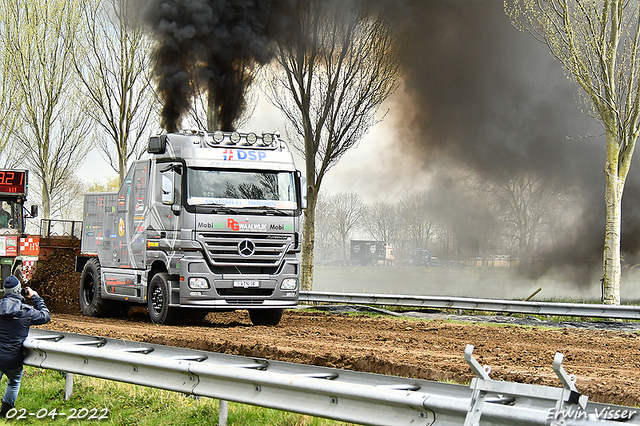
[388, 0, 640, 280]
[140, 0, 300, 132]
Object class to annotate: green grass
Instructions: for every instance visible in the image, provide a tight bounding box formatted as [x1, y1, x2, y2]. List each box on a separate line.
[1, 367, 353, 425]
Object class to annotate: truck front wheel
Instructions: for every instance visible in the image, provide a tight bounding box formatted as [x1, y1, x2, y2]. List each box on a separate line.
[148, 273, 179, 325]
[248, 308, 284, 326]
[79, 258, 109, 317]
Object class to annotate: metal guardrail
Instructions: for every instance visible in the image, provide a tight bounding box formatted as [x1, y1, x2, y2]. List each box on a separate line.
[23, 329, 638, 426]
[299, 291, 640, 320]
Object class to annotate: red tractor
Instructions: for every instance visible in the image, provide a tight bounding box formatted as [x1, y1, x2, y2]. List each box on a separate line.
[0, 169, 81, 282]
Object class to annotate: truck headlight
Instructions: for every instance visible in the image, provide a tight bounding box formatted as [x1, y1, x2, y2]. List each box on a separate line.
[280, 278, 298, 290]
[189, 278, 210, 289]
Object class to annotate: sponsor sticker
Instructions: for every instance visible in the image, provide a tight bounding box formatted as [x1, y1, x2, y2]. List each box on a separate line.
[118, 218, 125, 237]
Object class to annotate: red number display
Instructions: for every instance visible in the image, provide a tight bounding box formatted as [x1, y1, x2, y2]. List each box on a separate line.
[0, 171, 26, 195]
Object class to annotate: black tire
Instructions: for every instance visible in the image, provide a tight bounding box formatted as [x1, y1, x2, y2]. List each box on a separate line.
[13, 264, 23, 282]
[248, 308, 284, 326]
[148, 273, 179, 325]
[79, 258, 109, 317]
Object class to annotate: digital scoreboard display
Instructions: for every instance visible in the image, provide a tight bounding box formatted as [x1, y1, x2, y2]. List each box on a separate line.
[0, 170, 27, 195]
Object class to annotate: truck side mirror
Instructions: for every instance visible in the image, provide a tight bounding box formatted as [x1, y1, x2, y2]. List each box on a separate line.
[30, 205, 38, 218]
[161, 175, 173, 205]
[298, 172, 307, 210]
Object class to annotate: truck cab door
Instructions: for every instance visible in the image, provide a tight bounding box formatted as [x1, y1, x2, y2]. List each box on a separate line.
[152, 162, 183, 234]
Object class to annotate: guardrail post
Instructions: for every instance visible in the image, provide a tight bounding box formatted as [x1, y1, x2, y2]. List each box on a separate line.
[65, 373, 74, 400]
[551, 352, 588, 425]
[463, 345, 492, 426]
[219, 400, 228, 426]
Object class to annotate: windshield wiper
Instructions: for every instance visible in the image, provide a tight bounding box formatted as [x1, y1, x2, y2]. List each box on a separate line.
[197, 203, 239, 214]
[244, 205, 291, 216]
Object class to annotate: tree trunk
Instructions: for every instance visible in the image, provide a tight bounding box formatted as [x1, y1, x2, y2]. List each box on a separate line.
[41, 184, 51, 220]
[301, 194, 316, 291]
[602, 155, 624, 304]
[517, 234, 527, 274]
[119, 152, 126, 186]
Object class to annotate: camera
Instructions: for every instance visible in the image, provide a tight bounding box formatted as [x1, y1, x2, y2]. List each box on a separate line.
[21, 287, 28, 297]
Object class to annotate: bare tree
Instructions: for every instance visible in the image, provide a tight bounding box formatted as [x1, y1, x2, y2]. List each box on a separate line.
[473, 171, 568, 273]
[506, 1, 640, 303]
[397, 190, 435, 253]
[75, 0, 157, 184]
[314, 192, 339, 262]
[267, 4, 401, 289]
[0, 8, 21, 168]
[5, 0, 90, 219]
[331, 192, 366, 261]
[364, 200, 398, 246]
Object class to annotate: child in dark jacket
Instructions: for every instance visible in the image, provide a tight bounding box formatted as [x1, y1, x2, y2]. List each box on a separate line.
[0, 275, 50, 417]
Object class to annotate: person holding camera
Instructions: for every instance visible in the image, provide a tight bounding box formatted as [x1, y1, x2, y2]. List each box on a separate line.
[0, 275, 50, 417]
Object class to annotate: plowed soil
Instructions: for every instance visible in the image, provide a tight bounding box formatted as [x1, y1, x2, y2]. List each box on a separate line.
[34, 308, 640, 407]
[25, 251, 640, 407]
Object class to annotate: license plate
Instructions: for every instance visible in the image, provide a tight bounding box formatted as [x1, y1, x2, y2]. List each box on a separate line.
[233, 280, 260, 288]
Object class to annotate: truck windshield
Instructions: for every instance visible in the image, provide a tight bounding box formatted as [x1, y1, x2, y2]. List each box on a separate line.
[187, 168, 297, 210]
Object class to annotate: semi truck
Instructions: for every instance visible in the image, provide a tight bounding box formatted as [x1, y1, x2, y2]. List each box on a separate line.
[350, 240, 394, 266]
[76, 130, 305, 326]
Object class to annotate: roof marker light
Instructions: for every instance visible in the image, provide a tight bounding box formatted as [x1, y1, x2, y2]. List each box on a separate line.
[246, 133, 257, 145]
[213, 131, 224, 143]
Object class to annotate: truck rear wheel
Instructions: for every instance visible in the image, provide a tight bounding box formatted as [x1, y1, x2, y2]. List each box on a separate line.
[248, 308, 284, 326]
[13, 264, 23, 282]
[148, 273, 179, 325]
[79, 258, 109, 317]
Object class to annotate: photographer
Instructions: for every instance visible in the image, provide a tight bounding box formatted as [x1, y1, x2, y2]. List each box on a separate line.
[0, 275, 50, 417]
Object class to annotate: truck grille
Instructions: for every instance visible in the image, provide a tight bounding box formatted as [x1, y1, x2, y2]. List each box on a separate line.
[197, 232, 294, 273]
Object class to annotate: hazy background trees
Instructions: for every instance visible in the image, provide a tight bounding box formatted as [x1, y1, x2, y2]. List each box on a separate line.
[314, 172, 578, 269]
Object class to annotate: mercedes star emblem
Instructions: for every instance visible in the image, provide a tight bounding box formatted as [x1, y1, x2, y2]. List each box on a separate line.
[238, 239, 256, 257]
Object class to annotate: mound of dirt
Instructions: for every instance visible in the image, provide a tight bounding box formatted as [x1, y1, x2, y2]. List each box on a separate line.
[27, 248, 81, 315]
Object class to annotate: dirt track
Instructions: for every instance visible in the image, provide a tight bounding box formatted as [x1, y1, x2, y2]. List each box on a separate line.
[33, 307, 640, 407]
